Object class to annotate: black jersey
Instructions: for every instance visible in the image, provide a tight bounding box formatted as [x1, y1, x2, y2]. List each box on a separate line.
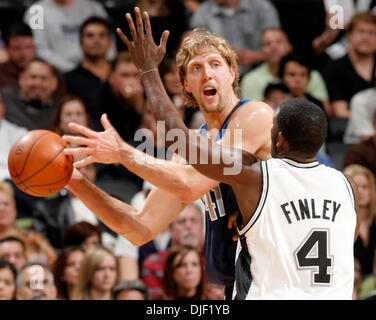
[198, 99, 249, 286]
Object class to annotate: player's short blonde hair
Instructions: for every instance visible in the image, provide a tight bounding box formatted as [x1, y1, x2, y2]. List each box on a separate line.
[176, 29, 240, 108]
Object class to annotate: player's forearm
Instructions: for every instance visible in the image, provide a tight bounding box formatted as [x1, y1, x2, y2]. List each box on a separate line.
[141, 71, 188, 135]
[118, 147, 213, 201]
[66, 175, 153, 246]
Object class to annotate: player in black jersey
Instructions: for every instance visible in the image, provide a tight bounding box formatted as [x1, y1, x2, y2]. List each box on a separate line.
[64, 7, 273, 299]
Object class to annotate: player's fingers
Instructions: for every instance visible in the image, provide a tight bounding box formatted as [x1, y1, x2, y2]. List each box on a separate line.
[116, 28, 131, 49]
[134, 7, 145, 38]
[62, 135, 95, 147]
[100, 113, 114, 131]
[126, 12, 137, 42]
[63, 147, 91, 156]
[73, 155, 95, 168]
[67, 122, 97, 138]
[143, 11, 153, 38]
[159, 30, 169, 51]
[227, 211, 238, 229]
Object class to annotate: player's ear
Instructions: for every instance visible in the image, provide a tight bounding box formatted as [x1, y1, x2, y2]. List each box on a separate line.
[276, 132, 285, 150]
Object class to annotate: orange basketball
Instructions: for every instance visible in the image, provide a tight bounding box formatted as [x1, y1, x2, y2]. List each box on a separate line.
[8, 129, 73, 197]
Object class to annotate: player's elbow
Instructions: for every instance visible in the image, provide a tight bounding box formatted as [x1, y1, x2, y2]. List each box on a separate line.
[123, 220, 157, 247]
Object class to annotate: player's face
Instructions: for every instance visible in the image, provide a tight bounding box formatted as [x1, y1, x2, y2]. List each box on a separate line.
[91, 253, 117, 292]
[184, 48, 235, 114]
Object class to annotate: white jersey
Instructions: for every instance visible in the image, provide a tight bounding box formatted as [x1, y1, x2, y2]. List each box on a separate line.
[233, 158, 357, 300]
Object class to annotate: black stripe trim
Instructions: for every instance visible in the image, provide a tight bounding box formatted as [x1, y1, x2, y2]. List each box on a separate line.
[281, 158, 320, 169]
[234, 237, 253, 300]
[238, 161, 269, 235]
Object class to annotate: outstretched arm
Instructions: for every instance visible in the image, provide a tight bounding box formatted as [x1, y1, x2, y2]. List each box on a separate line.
[66, 168, 185, 246]
[63, 114, 219, 202]
[118, 8, 258, 186]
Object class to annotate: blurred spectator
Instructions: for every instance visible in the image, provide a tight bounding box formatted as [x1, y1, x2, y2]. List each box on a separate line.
[63, 221, 102, 250]
[100, 51, 145, 142]
[271, 0, 331, 70]
[50, 94, 91, 139]
[0, 22, 34, 88]
[324, 0, 375, 60]
[141, 203, 204, 299]
[0, 236, 27, 271]
[53, 245, 85, 300]
[16, 262, 57, 300]
[342, 108, 376, 176]
[0, 260, 17, 300]
[161, 245, 206, 300]
[321, 12, 376, 118]
[32, 161, 118, 251]
[263, 81, 292, 111]
[0, 181, 56, 267]
[113, 279, 149, 300]
[353, 258, 362, 300]
[23, 0, 114, 73]
[118, 0, 189, 53]
[343, 164, 376, 276]
[359, 249, 376, 299]
[2, 59, 59, 130]
[159, 51, 202, 128]
[278, 53, 329, 115]
[0, 90, 27, 182]
[64, 16, 113, 129]
[343, 88, 376, 144]
[71, 245, 118, 300]
[240, 28, 330, 109]
[190, 0, 280, 75]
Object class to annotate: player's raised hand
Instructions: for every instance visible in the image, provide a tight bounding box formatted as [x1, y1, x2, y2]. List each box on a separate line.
[62, 114, 130, 168]
[116, 7, 169, 73]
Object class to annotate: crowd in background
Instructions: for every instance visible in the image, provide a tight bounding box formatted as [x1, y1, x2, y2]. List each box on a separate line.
[0, 0, 376, 300]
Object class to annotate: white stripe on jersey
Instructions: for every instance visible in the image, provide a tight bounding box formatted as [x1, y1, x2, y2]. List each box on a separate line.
[233, 158, 357, 300]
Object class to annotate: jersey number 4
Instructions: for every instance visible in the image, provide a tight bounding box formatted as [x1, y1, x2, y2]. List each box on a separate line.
[294, 229, 333, 285]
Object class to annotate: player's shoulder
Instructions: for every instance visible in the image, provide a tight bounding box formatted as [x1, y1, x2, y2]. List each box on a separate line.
[228, 99, 274, 129]
[240, 99, 274, 116]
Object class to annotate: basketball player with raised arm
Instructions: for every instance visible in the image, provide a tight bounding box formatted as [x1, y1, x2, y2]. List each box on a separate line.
[64, 8, 273, 299]
[109, 9, 360, 299]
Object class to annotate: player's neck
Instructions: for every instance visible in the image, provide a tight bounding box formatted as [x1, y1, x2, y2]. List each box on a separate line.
[203, 95, 240, 131]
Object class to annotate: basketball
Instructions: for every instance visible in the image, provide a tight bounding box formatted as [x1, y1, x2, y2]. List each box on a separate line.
[8, 130, 74, 197]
